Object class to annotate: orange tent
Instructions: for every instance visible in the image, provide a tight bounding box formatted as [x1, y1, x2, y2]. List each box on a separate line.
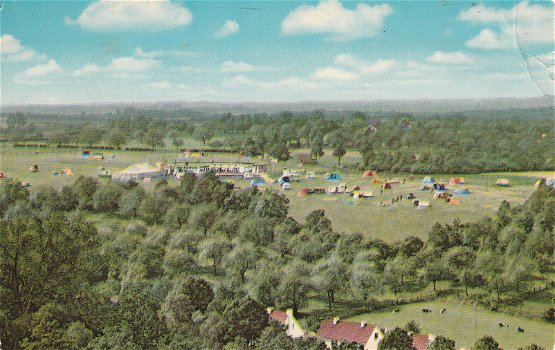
[372, 178, 383, 183]
[363, 171, 376, 177]
[449, 198, 461, 205]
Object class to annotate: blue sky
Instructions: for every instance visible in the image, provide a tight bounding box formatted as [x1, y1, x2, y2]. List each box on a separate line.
[1, 0, 553, 104]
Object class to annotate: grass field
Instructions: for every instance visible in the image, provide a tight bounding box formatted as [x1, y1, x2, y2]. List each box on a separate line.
[1, 145, 550, 242]
[347, 301, 555, 349]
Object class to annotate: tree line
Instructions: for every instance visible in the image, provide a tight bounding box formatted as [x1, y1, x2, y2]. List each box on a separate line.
[3, 111, 554, 172]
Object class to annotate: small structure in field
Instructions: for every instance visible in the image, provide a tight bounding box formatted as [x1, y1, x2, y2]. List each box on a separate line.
[363, 170, 376, 177]
[325, 172, 342, 181]
[305, 171, 316, 179]
[62, 168, 74, 176]
[92, 153, 104, 160]
[449, 198, 461, 205]
[0, 171, 4, 179]
[82, 150, 90, 158]
[267, 308, 306, 339]
[112, 163, 166, 182]
[496, 178, 510, 187]
[449, 177, 465, 185]
[454, 188, 471, 196]
[30, 164, 39, 173]
[422, 176, 435, 184]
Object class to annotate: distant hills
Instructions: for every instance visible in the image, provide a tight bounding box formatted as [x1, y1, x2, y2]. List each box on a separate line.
[1, 97, 553, 117]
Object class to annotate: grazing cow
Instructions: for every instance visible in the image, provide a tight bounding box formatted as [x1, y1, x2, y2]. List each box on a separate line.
[440, 308, 446, 314]
[392, 309, 400, 313]
[498, 323, 509, 328]
[422, 309, 432, 313]
[518, 327, 525, 332]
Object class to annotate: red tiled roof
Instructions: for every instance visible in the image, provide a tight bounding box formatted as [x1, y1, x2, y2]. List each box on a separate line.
[412, 334, 431, 350]
[317, 320, 376, 344]
[269, 310, 288, 324]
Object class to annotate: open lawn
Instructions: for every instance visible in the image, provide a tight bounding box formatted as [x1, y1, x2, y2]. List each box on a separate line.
[347, 301, 555, 349]
[0, 145, 545, 241]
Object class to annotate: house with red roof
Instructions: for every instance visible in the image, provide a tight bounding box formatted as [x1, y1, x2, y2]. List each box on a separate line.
[267, 308, 307, 339]
[411, 334, 435, 350]
[316, 318, 384, 350]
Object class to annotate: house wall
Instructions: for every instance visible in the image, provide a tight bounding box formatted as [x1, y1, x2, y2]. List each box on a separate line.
[364, 327, 384, 350]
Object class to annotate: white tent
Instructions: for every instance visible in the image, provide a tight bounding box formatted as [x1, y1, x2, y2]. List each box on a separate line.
[112, 163, 165, 182]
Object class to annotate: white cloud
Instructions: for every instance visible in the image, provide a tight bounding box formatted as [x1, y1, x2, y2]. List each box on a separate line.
[215, 20, 239, 38]
[65, 0, 193, 32]
[73, 56, 159, 76]
[14, 59, 63, 85]
[21, 60, 62, 77]
[134, 47, 197, 58]
[148, 80, 190, 90]
[220, 61, 254, 73]
[0, 34, 45, 62]
[281, 1, 392, 41]
[222, 75, 256, 88]
[459, 1, 554, 49]
[222, 75, 316, 90]
[335, 54, 395, 74]
[312, 67, 358, 81]
[465, 28, 513, 49]
[426, 51, 474, 64]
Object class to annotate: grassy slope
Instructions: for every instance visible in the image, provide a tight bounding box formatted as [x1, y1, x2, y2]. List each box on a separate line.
[347, 301, 555, 349]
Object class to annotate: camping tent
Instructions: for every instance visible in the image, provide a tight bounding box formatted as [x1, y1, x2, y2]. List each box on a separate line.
[363, 171, 376, 177]
[422, 176, 435, 184]
[112, 163, 165, 182]
[325, 173, 342, 181]
[306, 171, 316, 179]
[454, 188, 471, 196]
[496, 179, 510, 186]
[30, 165, 38, 173]
[546, 179, 555, 188]
[93, 153, 104, 160]
[449, 178, 462, 185]
[250, 177, 265, 186]
[63, 168, 74, 176]
[417, 201, 430, 209]
[449, 198, 461, 205]
[297, 188, 310, 197]
[0, 172, 4, 179]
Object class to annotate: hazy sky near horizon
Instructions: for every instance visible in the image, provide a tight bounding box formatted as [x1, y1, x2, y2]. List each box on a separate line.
[1, 0, 553, 104]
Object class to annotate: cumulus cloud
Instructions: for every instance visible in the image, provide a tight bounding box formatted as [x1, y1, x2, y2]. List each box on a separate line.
[0, 34, 45, 62]
[73, 56, 159, 76]
[65, 0, 193, 32]
[215, 20, 239, 38]
[335, 54, 395, 74]
[426, 51, 474, 64]
[148, 80, 190, 90]
[465, 28, 513, 49]
[312, 67, 358, 81]
[281, 1, 392, 41]
[134, 47, 197, 58]
[220, 61, 253, 73]
[222, 75, 316, 89]
[459, 1, 554, 49]
[14, 59, 63, 85]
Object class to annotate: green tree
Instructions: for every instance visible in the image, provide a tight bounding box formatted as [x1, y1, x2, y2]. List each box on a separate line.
[143, 128, 165, 149]
[21, 303, 70, 350]
[199, 236, 232, 275]
[405, 320, 420, 334]
[93, 182, 123, 212]
[189, 203, 218, 235]
[427, 335, 456, 350]
[193, 127, 214, 145]
[312, 254, 348, 310]
[378, 327, 416, 350]
[471, 336, 499, 350]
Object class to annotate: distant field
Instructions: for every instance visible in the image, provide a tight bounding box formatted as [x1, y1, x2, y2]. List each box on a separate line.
[0, 145, 544, 241]
[347, 301, 555, 350]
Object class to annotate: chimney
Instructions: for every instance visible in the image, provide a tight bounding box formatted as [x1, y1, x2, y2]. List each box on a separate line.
[333, 317, 340, 325]
[360, 322, 366, 328]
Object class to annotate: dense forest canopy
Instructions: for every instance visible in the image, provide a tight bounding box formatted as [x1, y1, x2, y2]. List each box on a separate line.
[2, 109, 554, 173]
[1, 173, 553, 349]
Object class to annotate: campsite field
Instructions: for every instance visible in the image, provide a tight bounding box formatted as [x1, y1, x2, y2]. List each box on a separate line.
[347, 301, 555, 349]
[0, 145, 548, 241]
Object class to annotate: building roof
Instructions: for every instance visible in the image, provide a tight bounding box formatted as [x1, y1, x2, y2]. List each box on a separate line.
[412, 334, 432, 350]
[175, 156, 270, 166]
[316, 320, 376, 344]
[268, 310, 288, 325]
